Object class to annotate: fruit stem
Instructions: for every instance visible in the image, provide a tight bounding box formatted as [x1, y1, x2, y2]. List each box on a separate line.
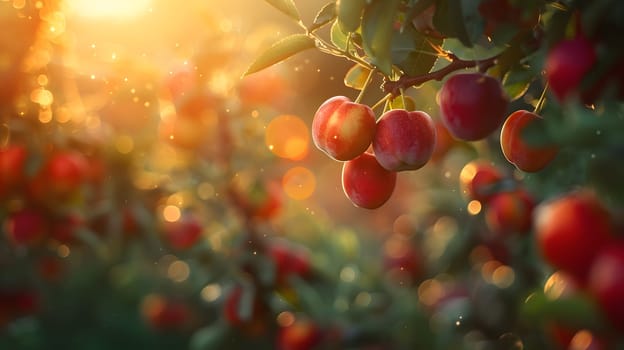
[533, 82, 549, 114]
[354, 68, 376, 104]
[371, 93, 392, 112]
[382, 53, 501, 97]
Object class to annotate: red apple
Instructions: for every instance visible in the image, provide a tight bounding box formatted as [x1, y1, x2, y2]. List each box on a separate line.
[438, 73, 509, 141]
[141, 294, 191, 331]
[30, 150, 89, 202]
[50, 214, 84, 243]
[459, 161, 504, 203]
[268, 242, 311, 286]
[588, 244, 624, 332]
[535, 191, 614, 284]
[341, 152, 396, 209]
[485, 189, 535, 235]
[276, 319, 322, 350]
[372, 109, 436, 171]
[163, 214, 203, 250]
[5, 208, 48, 245]
[0, 145, 27, 197]
[545, 38, 597, 103]
[312, 96, 376, 161]
[500, 110, 559, 172]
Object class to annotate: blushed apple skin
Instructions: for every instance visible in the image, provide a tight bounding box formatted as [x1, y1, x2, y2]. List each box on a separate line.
[589, 245, 624, 332]
[534, 191, 614, 284]
[485, 189, 535, 235]
[500, 110, 559, 172]
[373, 109, 436, 172]
[545, 37, 596, 103]
[438, 73, 509, 141]
[341, 152, 396, 209]
[312, 96, 376, 161]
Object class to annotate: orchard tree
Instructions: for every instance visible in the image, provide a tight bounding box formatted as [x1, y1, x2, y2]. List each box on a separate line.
[0, 0, 624, 349]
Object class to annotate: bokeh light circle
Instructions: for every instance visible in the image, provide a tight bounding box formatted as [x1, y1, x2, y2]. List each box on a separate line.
[265, 114, 309, 161]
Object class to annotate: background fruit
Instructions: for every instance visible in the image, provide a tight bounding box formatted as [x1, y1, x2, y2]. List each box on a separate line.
[438, 73, 509, 141]
[500, 110, 559, 172]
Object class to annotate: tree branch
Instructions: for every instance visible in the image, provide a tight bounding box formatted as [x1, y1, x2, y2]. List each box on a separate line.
[382, 53, 501, 97]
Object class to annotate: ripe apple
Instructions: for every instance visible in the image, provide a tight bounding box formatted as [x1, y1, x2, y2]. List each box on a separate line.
[312, 96, 376, 161]
[459, 161, 504, 203]
[534, 191, 614, 284]
[223, 286, 265, 328]
[141, 294, 191, 331]
[0, 145, 27, 197]
[372, 109, 436, 171]
[5, 208, 48, 245]
[438, 73, 509, 141]
[500, 110, 558, 172]
[588, 244, 624, 332]
[545, 38, 597, 103]
[268, 242, 311, 286]
[485, 189, 535, 235]
[163, 214, 203, 250]
[276, 319, 322, 350]
[30, 150, 89, 202]
[341, 152, 396, 209]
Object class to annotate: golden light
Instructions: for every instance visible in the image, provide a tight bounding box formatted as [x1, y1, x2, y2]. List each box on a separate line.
[282, 166, 316, 200]
[201, 284, 222, 302]
[162, 205, 181, 222]
[265, 114, 310, 161]
[467, 200, 482, 215]
[167, 260, 190, 282]
[67, 0, 152, 19]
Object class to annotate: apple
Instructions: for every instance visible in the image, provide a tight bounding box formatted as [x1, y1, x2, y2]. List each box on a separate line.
[163, 214, 203, 250]
[485, 189, 535, 235]
[268, 242, 311, 286]
[588, 244, 624, 332]
[341, 152, 396, 209]
[0, 145, 27, 198]
[500, 110, 558, 172]
[545, 38, 597, 103]
[372, 109, 436, 171]
[5, 208, 48, 246]
[459, 161, 504, 203]
[438, 73, 509, 141]
[312, 96, 376, 161]
[276, 319, 322, 350]
[534, 191, 614, 284]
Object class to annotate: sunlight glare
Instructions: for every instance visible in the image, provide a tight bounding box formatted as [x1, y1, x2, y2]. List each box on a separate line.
[67, 0, 152, 18]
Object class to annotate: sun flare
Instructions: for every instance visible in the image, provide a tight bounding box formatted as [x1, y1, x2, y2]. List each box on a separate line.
[67, 0, 152, 18]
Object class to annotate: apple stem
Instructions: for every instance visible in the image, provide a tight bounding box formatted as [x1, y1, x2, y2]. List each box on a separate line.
[534, 82, 549, 115]
[355, 68, 376, 104]
[371, 93, 393, 112]
[381, 53, 501, 97]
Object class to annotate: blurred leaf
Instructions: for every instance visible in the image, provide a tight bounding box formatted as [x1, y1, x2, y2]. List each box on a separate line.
[361, 0, 401, 76]
[190, 324, 229, 350]
[344, 64, 371, 90]
[388, 95, 416, 110]
[391, 24, 442, 76]
[263, 0, 301, 22]
[243, 34, 315, 76]
[331, 20, 349, 51]
[337, 0, 367, 33]
[310, 2, 337, 32]
[238, 285, 255, 322]
[502, 66, 534, 101]
[521, 292, 606, 330]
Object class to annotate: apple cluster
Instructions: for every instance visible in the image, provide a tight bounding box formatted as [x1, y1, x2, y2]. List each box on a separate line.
[312, 70, 563, 209]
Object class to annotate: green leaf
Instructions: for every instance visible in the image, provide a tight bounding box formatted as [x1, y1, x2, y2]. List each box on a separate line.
[391, 24, 442, 76]
[344, 64, 371, 90]
[310, 2, 337, 32]
[330, 21, 349, 51]
[361, 0, 401, 76]
[243, 34, 315, 76]
[433, 0, 465, 44]
[337, 0, 367, 33]
[502, 66, 534, 101]
[263, 0, 301, 22]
